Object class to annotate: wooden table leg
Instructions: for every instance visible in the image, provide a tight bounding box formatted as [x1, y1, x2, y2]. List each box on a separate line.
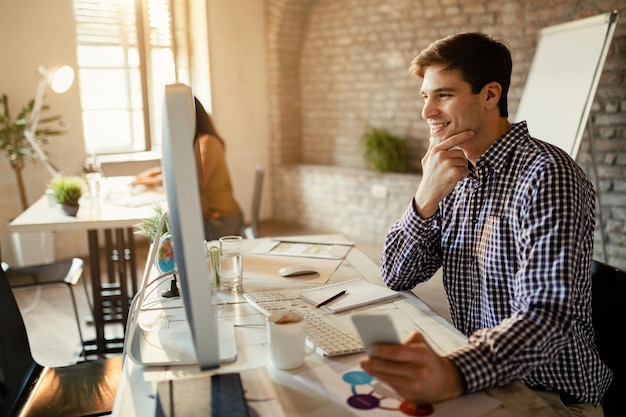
[87, 229, 105, 358]
[126, 228, 138, 295]
[84, 228, 138, 360]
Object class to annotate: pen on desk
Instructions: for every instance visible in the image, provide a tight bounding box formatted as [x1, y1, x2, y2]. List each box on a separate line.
[316, 290, 347, 308]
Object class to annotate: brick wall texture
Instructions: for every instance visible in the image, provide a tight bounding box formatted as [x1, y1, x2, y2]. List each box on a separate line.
[266, 0, 626, 269]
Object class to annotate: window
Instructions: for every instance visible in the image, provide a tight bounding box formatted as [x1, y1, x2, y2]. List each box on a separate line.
[73, 0, 189, 155]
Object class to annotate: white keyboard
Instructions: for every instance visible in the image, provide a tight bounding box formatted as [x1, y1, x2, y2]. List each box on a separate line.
[244, 291, 364, 357]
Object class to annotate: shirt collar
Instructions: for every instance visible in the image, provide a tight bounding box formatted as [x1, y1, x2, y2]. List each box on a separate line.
[473, 121, 529, 177]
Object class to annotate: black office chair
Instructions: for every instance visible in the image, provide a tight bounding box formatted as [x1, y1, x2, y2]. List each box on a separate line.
[591, 260, 626, 417]
[243, 165, 265, 239]
[0, 265, 123, 417]
[0, 241, 90, 361]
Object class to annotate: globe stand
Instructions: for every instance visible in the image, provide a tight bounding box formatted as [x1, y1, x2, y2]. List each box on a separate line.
[160, 274, 180, 298]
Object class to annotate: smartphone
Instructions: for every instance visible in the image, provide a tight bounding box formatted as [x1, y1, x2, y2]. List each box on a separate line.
[351, 314, 400, 355]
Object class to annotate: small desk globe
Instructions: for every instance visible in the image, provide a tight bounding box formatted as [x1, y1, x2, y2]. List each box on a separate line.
[155, 233, 175, 274]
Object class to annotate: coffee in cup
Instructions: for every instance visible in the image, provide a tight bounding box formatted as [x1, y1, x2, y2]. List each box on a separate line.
[266, 311, 316, 369]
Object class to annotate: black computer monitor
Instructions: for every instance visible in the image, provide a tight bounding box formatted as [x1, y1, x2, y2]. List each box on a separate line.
[160, 83, 220, 370]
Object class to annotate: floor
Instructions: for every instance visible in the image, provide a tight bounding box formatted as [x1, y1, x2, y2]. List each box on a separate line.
[13, 219, 449, 367]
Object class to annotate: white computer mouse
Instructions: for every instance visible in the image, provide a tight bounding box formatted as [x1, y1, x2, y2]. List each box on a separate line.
[278, 264, 318, 277]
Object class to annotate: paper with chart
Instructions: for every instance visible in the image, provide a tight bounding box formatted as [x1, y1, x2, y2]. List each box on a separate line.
[250, 238, 352, 260]
[295, 361, 500, 417]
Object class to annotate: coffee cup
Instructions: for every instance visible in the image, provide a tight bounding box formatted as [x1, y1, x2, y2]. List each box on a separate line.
[266, 311, 316, 370]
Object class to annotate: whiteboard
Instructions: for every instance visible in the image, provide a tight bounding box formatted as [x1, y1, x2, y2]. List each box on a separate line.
[515, 11, 619, 157]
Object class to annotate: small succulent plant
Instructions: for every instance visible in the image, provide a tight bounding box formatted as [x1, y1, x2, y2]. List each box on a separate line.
[48, 175, 84, 206]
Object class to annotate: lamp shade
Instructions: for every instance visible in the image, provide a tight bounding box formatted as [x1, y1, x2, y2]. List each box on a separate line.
[43, 65, 74, 93]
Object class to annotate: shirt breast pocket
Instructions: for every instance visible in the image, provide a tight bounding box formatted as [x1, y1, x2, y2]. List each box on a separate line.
[476, 215, 517, 282]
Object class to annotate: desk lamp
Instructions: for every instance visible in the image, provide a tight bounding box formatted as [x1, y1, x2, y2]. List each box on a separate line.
[23, 64, 74, 178]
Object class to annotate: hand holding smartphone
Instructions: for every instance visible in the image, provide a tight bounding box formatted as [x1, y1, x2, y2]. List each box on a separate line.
[351, 314, 400, 355]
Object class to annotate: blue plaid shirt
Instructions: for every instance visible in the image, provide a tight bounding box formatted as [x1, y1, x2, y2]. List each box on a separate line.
[381, 122, 612, 404]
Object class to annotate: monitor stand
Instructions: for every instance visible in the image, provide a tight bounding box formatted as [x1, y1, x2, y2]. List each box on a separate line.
[218, 321, 238, 362]
[128, 318, 237, 367]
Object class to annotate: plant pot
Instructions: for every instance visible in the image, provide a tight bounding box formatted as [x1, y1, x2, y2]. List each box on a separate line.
[58, 203, 79, 217]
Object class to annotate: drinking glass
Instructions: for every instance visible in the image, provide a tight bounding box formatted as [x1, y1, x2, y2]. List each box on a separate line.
[218, 236, 243, 293]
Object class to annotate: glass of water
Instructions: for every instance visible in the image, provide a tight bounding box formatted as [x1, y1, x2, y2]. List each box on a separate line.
[219, 235, 243, 293]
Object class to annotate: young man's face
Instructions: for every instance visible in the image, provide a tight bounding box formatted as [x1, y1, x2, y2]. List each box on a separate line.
[420, 65, 485, 145]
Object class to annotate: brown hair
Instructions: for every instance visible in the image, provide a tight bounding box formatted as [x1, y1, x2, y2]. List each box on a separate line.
[194, 97, 224, 147]
[410, 32, 512, 117]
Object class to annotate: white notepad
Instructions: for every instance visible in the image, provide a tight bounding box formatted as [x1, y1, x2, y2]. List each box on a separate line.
[298, 278, 400, 313]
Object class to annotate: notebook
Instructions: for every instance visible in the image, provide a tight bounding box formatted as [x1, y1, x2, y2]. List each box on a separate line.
[298, 278, 401, 313]
[154, 367, 285, 417]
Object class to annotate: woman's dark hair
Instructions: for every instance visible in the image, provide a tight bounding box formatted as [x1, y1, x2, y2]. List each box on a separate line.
[194, 97, 224, 146]
[410, 32, 512, 117]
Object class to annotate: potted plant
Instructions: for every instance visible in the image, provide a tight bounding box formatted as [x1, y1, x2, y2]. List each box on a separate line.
[48, 175, 84, 216]
[136, 205, 169, 242]
[0, 94, 67, 211]
[136, 205, 176, 275]
[361, 126, 407, 173]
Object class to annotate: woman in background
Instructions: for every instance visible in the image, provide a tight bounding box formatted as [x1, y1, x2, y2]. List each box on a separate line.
[133, 97, 244, 240]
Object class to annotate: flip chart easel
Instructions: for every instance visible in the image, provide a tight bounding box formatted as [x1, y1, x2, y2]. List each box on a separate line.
[515, 10, 618, 157]
[515, 10, 619, 262]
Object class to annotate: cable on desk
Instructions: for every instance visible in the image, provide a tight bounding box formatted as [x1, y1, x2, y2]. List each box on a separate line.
[123, 210, 170, 360]
[139, 273, 179, 310]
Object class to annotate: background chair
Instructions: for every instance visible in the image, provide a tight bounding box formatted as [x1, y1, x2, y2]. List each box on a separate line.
[591, 260, 626, 417]
[243, 165, 264, 239]
[0, 265, 123, 417]
[0, 240, 90, 361]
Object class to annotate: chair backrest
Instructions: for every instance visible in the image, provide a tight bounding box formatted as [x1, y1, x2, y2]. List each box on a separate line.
[0, 267, 43, 417]
[244, 165, 264, 239]
[591, 260, 626, 417]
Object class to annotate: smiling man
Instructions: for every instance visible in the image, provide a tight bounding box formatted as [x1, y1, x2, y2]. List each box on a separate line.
[361, 33, 611, 416]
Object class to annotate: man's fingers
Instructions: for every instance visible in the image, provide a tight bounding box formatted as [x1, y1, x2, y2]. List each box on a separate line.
[404, 332, 427, 345]
[433, 130, 474, 151]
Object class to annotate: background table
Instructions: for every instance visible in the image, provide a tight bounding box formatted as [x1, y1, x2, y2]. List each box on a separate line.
[8, 177, 164, 359]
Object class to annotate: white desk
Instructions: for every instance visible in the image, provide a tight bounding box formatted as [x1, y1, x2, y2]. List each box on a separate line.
[8, 177, 165, 358]
[113, 237, 560, 417]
